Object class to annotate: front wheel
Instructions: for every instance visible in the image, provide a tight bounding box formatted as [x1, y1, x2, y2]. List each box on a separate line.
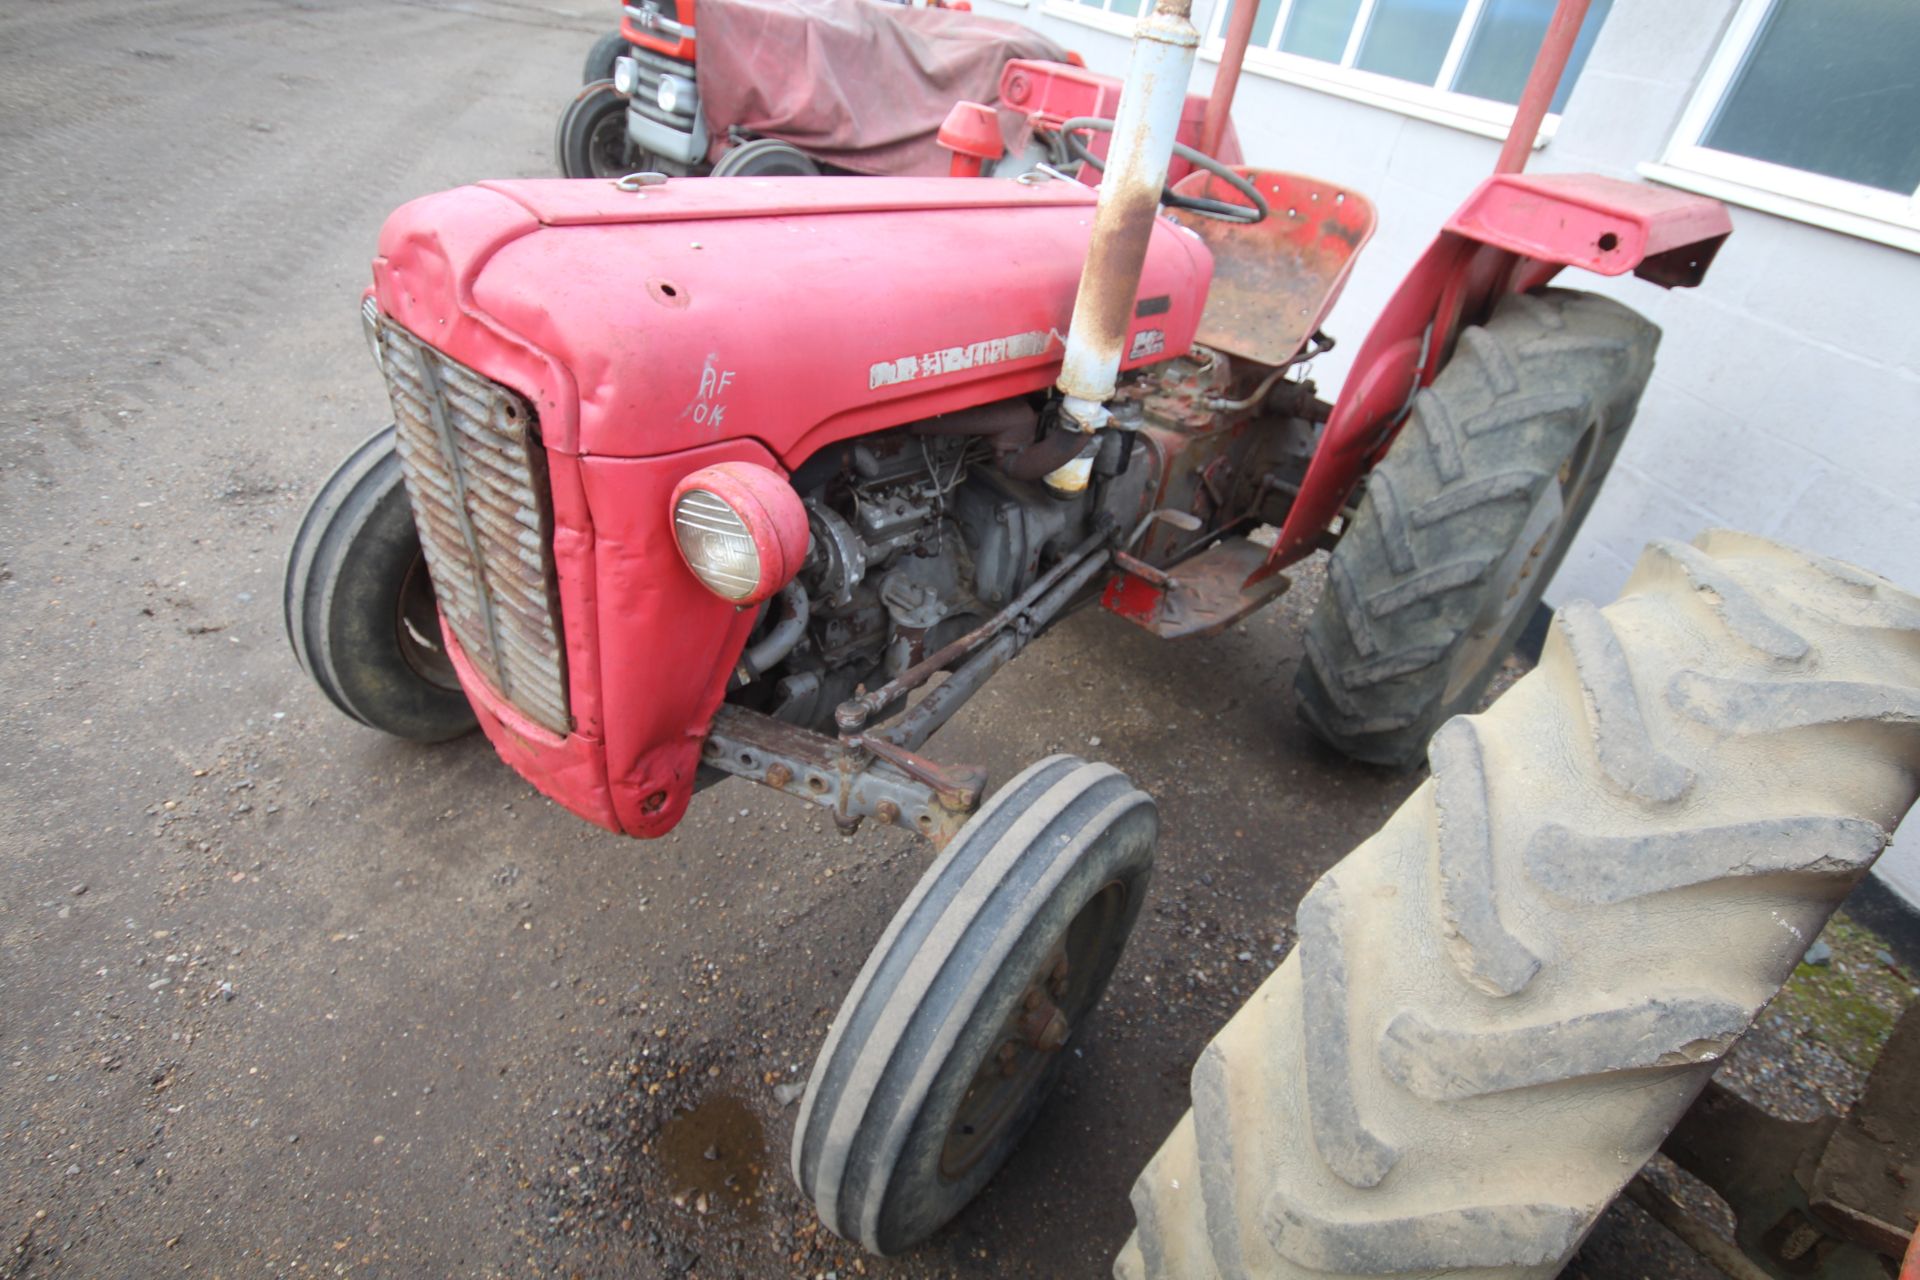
[555, 80, 634, 179]
[283, 426, 476, 742]
[792, 756, 1156, 1255]
[1297, 288, 1660, 767]
[581, 30, 627, 84]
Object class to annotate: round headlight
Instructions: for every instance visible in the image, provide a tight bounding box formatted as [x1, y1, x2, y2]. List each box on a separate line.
[612, 55, 639, 98]
[670, 463, 810, 604]
[657, 73, 685, 116]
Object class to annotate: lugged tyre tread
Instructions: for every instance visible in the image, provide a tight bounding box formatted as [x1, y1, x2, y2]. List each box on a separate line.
[1119, 530, 1920, 1279]
[1296, 288, 1660, 768]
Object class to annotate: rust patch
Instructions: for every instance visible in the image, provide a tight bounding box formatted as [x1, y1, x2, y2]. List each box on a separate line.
[1167, 169, 1377, 368]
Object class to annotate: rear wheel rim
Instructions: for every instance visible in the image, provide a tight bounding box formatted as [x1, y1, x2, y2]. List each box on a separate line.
[1442, 416, 1602, 703]
[938, 878, 1130, 1180]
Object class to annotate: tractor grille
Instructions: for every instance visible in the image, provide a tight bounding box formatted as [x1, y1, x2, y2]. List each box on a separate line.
[374, 315, 572, 735]
[627, 45, 699, 133]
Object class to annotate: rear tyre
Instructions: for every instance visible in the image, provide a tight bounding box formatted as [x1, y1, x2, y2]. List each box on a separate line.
[711, 138, 820, 177]
[1296, 288, 1660, 767]
[555, 80, 633, 179]
[284, 427, 476, 742]
[793, 756, 1157, 1255]
[1119, 531, 1920, 1279]
[582, 30, 627, 84]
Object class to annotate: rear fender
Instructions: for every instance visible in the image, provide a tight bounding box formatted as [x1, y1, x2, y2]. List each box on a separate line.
[1258, 173, 1729, 576]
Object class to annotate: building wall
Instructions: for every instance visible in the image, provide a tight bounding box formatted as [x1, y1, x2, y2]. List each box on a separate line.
[976, 0, 1920, 903]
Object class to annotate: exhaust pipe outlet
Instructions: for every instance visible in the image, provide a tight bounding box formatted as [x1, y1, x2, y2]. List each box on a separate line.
[1053, 0, 1200, 432]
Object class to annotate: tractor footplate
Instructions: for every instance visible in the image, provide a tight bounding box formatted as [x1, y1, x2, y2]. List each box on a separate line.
[1102, 536, 1291, 640]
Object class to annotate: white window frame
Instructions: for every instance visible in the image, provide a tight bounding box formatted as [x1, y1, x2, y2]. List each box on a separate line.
[1041, 0, 1582, 145]
[1641, 0, 1920, 254]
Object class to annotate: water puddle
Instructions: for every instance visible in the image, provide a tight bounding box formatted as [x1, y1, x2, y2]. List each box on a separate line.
[652, 1092, 766, 1220]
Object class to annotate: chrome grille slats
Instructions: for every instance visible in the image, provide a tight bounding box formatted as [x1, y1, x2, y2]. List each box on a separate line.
[375, 316, 572, 735]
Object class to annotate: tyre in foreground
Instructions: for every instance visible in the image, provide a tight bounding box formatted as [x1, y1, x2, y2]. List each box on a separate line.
[1122, 530, 1920, 1279]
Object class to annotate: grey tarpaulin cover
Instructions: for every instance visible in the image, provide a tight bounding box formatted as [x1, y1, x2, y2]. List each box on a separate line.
[694, 0, 1071, 176]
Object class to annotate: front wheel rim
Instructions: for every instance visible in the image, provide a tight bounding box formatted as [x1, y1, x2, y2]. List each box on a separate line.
[395, 554, 462, 693]
[938, 878, 1131, 1180]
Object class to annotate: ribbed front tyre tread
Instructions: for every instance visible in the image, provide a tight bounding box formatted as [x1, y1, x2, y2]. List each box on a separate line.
[1120, 530, 1920, 1279]
[794, 755, 1157, 1255]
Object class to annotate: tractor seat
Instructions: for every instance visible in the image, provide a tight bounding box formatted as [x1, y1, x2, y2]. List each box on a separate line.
[1169, 169, 1377, 368]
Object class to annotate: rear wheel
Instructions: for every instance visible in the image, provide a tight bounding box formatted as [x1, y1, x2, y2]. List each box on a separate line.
[581, 30, 627, 84]
[1296, 288, 1659, 767]
[792, 756, 1156, 1255]
[555, 80, 634, 179]
[711, 138, 820, 177]
[284, 426, 476, 742]
[1120, 531, 1920, 1279]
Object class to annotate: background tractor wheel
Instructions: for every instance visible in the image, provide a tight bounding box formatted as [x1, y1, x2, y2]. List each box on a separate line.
[581, 30, 626, 84]
[1297, 288, 1659, 768]
[1119, 530, 1920, 1279]
[793, 756, 1156, 1256]
[554, 79, 632, 179]
[284, 426, 476, 742]
[711, 138, 820, 177]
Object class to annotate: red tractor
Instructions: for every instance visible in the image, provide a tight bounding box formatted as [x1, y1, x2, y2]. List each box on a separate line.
[286, 0, 1730, 1256]
[557, 0, 1081, 180]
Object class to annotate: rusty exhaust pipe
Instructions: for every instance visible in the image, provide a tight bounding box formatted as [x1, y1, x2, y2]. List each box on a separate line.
[1048, 0, 1200, 493]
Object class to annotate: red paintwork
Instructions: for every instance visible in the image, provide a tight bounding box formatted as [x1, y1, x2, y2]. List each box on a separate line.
[623, 2, 696, 62]
[1256, 171, 1730, 577]
[671, 461, 811, 603]
[996, 59, 1243, 185]
[372, 176, 1212, 836]
[938, 101, 1005, 177]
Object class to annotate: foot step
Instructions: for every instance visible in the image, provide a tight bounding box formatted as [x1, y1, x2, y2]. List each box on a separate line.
[1103, 537, 1291, 640]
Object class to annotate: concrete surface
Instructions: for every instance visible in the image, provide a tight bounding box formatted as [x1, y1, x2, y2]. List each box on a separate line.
[0, 2, 1721, 1275]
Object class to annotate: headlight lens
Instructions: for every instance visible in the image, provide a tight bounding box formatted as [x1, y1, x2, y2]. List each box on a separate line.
[657, 73, 687, 116]
[612, 55, 639, 98]
[670, 463, 811, 605]
[674, 489, 761, 600]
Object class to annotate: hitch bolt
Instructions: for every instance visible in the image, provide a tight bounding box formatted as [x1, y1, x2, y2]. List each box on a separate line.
[876, 799, 901, 825]
[765, 763, 793, 790]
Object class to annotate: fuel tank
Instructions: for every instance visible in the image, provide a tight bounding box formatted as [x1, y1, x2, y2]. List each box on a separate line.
[371, 175, 1215, 464]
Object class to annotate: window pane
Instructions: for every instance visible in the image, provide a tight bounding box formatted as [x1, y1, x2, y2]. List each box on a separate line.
[1279, 0, 1364, 63]
[1218, 0, 1286, 51]
[1354, 0, 1468, 86]
[1703, 0, 1920, 193]
[1451, 0, 1613, 111]
[1108, 0, 1142, 17]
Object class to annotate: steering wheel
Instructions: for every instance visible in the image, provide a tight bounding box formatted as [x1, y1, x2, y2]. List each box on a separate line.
[1057, 117, 1269, 225]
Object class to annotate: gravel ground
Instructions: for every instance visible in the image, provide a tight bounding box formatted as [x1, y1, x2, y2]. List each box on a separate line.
[1, 3, 1913, 1277]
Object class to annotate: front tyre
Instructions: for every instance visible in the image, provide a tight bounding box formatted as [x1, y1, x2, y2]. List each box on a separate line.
[555, 80, 633, 179]
[792, 756, 1157, 1255]
[1297, 288, 1659, 767]
[283, 426, 476, 742]
[581, 30, 627, 84]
